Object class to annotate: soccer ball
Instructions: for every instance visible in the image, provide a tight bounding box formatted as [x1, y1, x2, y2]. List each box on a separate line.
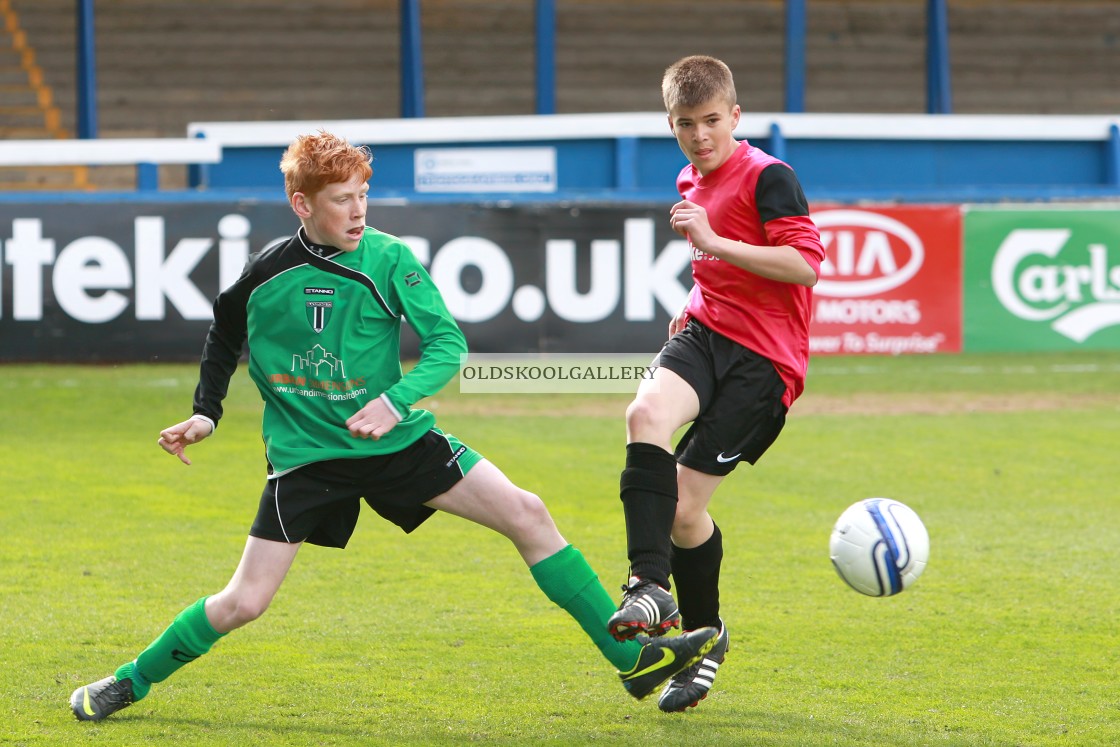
[829, 498, 929, 597]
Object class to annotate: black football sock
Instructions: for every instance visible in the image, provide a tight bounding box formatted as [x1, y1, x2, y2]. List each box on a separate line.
[670, 521, 724, 631]
[620, 442, 678, 590]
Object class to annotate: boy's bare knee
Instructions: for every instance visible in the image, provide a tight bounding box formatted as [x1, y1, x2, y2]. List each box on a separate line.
[674, 513, 702, 538]
[236, 597, 271, 625]
[212, 589, 272, 630]
[672, 506, 715, 548]
[514, 490, 552, 527]
[626, 398, 668, 440]
[497, 489, 556, 545]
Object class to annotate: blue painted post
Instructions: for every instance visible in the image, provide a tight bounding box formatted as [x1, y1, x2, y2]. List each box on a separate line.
[926, 0, 952, 114]
[615, 136, 638, 191]
[75, 0, 98, 138]
[400, 0, 425, 118]
[1107, 124, 1120, 186]
[188, 131, 209, 189]
[784, 0, 806, 113]
[535, 0, 556, 114]
[137, 163, 159, 191]
[768, 122, 787, 162]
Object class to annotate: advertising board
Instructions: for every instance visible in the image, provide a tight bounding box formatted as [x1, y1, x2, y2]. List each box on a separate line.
[18, 201, 1092, 361]
[963, 207, 1120, 351]
[809, 206, 962, 354]
[0, 202, 691, 361]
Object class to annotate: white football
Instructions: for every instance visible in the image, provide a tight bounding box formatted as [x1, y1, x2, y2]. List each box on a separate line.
[829, 498, 929, 597]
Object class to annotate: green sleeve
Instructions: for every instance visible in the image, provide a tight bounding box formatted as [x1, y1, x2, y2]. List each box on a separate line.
[382, 244, 467, 414]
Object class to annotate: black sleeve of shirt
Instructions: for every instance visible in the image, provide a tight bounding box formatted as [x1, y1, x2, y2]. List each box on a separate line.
[756, 163, 812, 223]
[191, 238, 291, 425]
[192, 280, 250, 426]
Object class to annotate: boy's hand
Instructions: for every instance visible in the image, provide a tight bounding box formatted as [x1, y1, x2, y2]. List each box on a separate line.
[346, 397, 401, 441]
[668, 307, 689, 337]
[670, 200, 716, 250]
[158, 417, 214, 466]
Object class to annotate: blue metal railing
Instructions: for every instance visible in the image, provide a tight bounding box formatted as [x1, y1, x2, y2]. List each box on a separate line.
[535, 0, 557, 115]
[784, 0, 806, 113]
[75, 0, 97, 138]
[926, 0, 953, 114]
[70, 2, 958, 126]
[400, 0, 425, 118]
[1107, 124, 1120, 187]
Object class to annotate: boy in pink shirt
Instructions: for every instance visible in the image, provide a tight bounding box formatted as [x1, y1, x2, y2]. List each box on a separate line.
[607, 55, 826, 713]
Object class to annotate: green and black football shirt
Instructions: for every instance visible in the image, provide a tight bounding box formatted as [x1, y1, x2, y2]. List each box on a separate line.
[193, 226, 466, 477]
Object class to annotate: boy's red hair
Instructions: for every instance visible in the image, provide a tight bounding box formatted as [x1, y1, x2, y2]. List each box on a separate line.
[279, 131, 373, 199]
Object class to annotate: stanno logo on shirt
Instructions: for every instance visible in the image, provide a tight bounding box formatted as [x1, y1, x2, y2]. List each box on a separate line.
[404, 271, 423, 287]
[305, 287, 335, 295]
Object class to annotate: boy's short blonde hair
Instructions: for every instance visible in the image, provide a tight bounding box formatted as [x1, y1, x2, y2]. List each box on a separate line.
[661, 55, 737, 112]
[279, 131, 373, 199]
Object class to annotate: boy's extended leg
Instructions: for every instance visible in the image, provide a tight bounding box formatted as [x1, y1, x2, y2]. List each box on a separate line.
[71, 536, 299, 721]
[529, 543, 718, 698]
[659, 467, 730, 712]
[608, 367, 701, 641]
[609, 442, 680, 639]
[529, 544, 641, 670]
[427, 459, 718, 699]
[72, 597, 223, 721]
[659, 525, 729, 712]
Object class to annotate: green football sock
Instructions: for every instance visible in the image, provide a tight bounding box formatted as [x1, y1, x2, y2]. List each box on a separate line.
[530, 544, 641, 671]
[118, 596, 226, 699]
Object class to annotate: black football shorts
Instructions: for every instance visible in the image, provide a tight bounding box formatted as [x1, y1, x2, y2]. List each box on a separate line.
[656, 319, 789, 477]
[249, 428, 481, 548]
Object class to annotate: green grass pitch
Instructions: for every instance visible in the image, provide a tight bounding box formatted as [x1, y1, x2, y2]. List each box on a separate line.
[1, 351, 1118, 746]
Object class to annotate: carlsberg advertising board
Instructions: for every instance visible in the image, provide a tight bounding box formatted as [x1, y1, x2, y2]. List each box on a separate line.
[964, 207, 1120, 351]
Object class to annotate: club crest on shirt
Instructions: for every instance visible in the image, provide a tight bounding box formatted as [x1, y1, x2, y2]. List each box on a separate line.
[304, 287, 335, 333]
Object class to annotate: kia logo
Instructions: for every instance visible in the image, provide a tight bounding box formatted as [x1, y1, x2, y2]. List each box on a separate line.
[813, 210, 925, 297]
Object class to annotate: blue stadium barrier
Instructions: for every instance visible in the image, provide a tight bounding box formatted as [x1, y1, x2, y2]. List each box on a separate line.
[182, 112, 1120, 204]
[1, 112, 1118, 204]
